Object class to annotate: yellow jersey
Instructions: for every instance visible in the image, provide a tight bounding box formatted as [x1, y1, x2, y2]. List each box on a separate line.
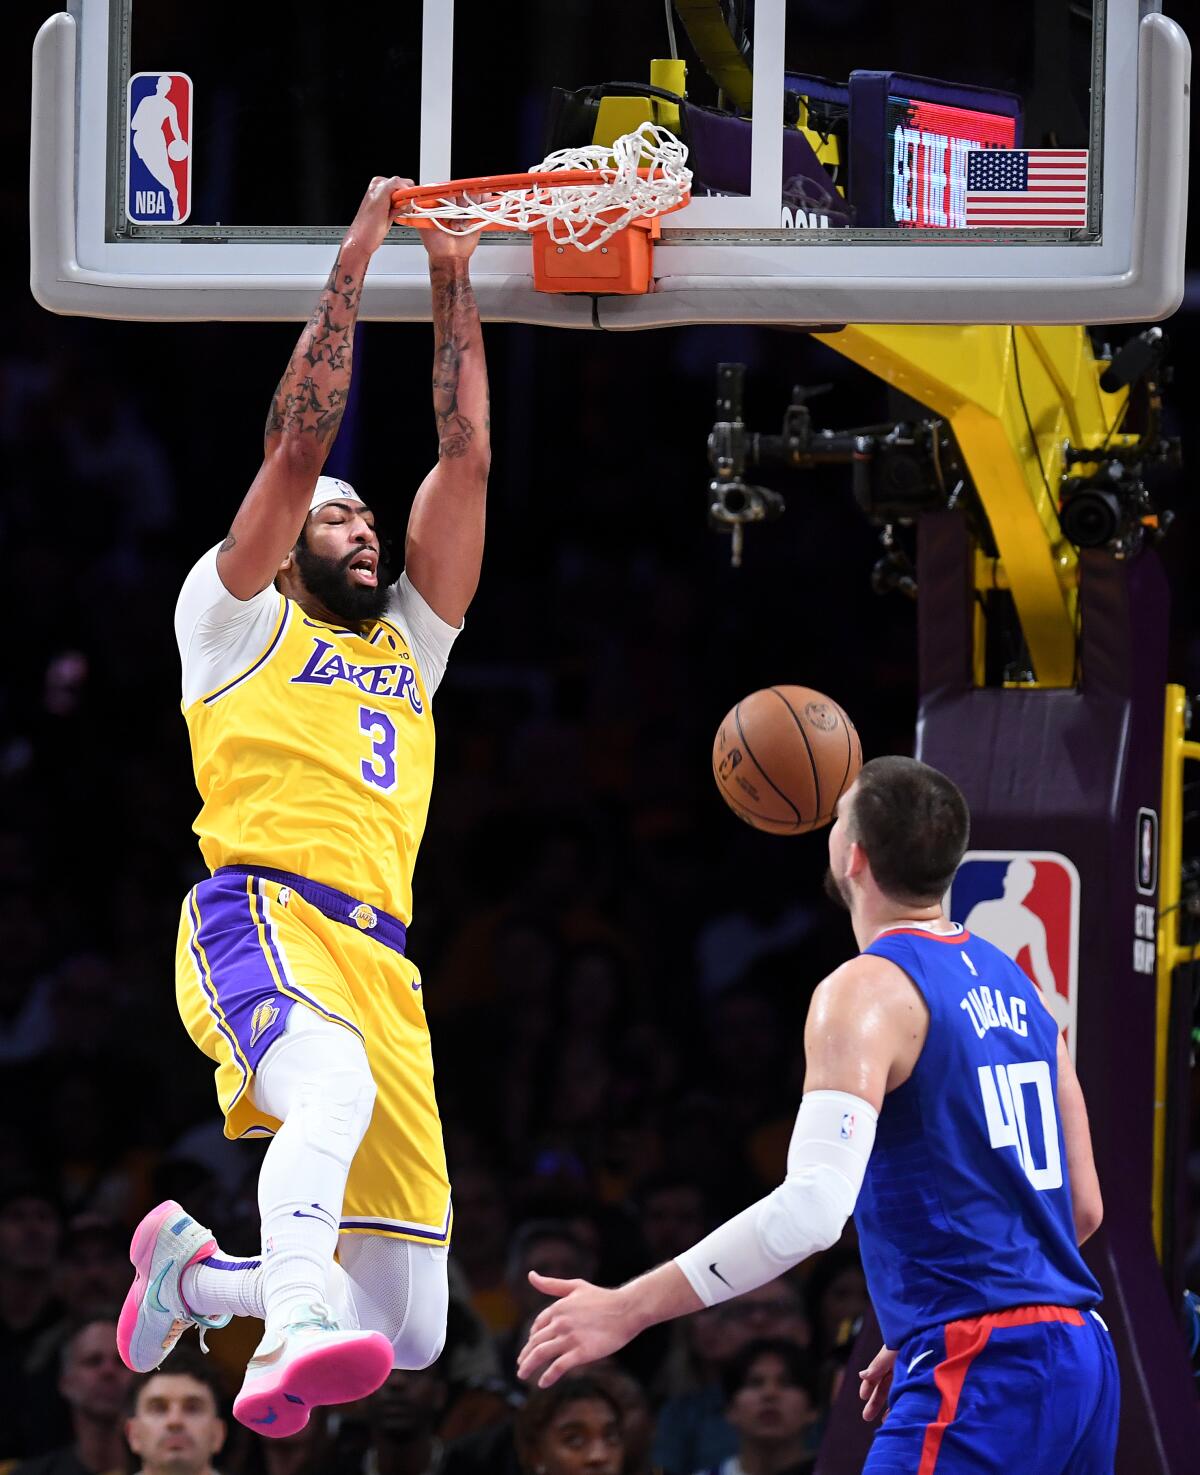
[176, 548, 459, 922]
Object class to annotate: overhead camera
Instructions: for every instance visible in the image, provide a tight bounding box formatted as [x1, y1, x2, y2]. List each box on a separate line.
[707, 480, 786, 569]
[1057, 463, 1167, 554]
[705, 363, 967, 576]
[706, 365, 786, 567]
[1060, 328, 1181, 558]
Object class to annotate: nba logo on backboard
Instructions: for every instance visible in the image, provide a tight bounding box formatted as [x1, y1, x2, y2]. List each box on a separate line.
[945, 851, 1080, 1060]
[126, 73, 192, 224]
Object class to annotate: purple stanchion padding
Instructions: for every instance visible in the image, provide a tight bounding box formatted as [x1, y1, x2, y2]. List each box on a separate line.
[816, 512, 1200, 1473]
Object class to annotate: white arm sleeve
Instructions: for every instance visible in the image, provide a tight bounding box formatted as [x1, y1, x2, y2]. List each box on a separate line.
[175, 546, 284, 708]
[674, 1090, 877, 1307]
[384, 571, 463, 700]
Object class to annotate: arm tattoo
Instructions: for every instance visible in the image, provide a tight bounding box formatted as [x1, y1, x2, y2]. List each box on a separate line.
[219, 533, 237, 553]
[264, 252, 364, 447]
[430, 267, 479, 460]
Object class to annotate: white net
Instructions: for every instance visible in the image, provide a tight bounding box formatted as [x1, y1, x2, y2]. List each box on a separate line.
[405, 124, 692, 249]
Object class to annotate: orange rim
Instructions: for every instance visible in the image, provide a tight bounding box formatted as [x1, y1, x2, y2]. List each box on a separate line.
[391, 167, 674, 207]
[392, 170, 613, 210]
[389, 170, 690, 236]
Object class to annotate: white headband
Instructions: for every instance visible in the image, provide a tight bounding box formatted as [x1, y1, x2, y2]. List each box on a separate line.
[309, 475, 367, 514]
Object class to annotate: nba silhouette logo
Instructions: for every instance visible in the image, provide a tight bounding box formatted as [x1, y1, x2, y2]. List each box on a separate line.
[945, 851, 1080, 1060]
[126, 72, 193, 224]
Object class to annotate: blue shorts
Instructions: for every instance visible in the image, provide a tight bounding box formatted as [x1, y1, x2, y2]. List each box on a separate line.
[865, 1304, 1119, 1474]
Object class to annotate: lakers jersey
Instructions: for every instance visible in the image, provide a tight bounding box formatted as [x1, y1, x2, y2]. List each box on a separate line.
[854, 925, 1101, 1348]
[175, 546, 461, 920]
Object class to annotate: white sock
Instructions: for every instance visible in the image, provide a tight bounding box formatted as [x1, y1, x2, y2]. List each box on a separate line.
[257, 1111, 347, 1328]
[181, 1249, 363, 1329]
[181, 1251, 265, 1320]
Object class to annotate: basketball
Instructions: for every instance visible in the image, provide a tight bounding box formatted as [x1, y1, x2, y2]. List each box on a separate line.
[712, 686, 862, 834]
[167, 139, 189, 161]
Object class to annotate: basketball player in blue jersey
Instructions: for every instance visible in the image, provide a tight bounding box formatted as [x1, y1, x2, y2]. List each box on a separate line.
[117, 178, 491, 1436]
[518, 757, 1118, 1472]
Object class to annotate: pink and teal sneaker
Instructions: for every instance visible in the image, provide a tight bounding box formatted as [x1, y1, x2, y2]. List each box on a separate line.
[117, 1199, 231, 1372]
[233, 1301, 393, 1438]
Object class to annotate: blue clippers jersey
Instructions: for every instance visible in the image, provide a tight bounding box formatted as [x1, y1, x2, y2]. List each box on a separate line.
[854, 926, 1101, 1348]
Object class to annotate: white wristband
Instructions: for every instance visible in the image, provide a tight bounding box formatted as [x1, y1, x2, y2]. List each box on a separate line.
[674, 1090, 877, 1307]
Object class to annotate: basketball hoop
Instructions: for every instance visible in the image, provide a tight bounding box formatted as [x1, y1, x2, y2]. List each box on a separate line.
[390, 125, 692, 295]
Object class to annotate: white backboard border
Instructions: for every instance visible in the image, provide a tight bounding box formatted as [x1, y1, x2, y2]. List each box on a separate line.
[30, 0, 1189, 326]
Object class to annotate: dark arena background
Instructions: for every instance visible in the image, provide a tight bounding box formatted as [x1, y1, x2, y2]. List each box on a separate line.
[3, 3, 1200, 1472]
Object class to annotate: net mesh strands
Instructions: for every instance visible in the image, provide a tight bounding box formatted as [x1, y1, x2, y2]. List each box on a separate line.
[396, 125, 692, 249]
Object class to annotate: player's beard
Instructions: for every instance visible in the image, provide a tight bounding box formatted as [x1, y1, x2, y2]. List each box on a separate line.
[293, 540, 392, 626]
[823, 865, 850, 911]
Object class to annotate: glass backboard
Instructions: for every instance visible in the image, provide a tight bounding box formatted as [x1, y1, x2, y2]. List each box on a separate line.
[30, 0, 1190, 326]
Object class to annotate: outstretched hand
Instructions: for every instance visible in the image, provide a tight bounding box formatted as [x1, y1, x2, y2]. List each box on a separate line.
[516, 1272, 641, 1389]
[344, 175, 415, 257]
[859, 1344, 896, 1422]
[385, 181, 493, 261]
[413, 193, 488, 262]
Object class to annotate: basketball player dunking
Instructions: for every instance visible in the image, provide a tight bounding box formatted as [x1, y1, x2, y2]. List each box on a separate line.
[518, 757, 1119, 1473]
[116, 177, 490, 1435]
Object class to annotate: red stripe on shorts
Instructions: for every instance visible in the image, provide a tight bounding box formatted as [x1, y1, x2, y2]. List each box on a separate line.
[916, 1305, 1085, 1473]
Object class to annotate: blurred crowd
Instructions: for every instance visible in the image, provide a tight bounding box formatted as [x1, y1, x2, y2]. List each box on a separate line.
[3, 191, 1200, 1471]
[0, 1198, 862, 1475]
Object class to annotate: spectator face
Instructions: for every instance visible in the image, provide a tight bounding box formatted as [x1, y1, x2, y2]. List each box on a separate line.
[563, 1216, 602, 1277]
[0, 1193, 61, 1273]
[586, 1364, 653, 1473]
[50, 954, 117, 1055]
[709, 994, 781, 1088]
[366, 1367, 445, 1439]
[60, 1320, 133, 1422]
[562, 950, 623, 1034]
[499, 922, 560, 1012]
[688, 1303, 745, 1370]
[726, 1351, 817, 1445]
[715, 1280, 811, 1352]
[518, 1233, 591, 1320]
[450, 1167, 509, 1273]
[527, 1396, 624, 1475]
[550, 1041, 612, 1128]
[641, 1184, 707, 1262]
[816, 1264, 868, 1350]
[125, 1372, 225, 1475]
[60, 1223, 131, 1314]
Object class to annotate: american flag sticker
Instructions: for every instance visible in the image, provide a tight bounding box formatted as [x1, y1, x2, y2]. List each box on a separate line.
[964, 149, 1089, 228]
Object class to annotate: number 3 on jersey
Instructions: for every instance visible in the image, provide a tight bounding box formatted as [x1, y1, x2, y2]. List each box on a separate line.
[977, 1061, 1063, 1190]
[359, 706, 398, 791]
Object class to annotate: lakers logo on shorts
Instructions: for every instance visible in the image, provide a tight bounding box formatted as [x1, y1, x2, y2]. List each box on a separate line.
[350, 903, 378, 931]
[249, 1000, 280, 1046]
